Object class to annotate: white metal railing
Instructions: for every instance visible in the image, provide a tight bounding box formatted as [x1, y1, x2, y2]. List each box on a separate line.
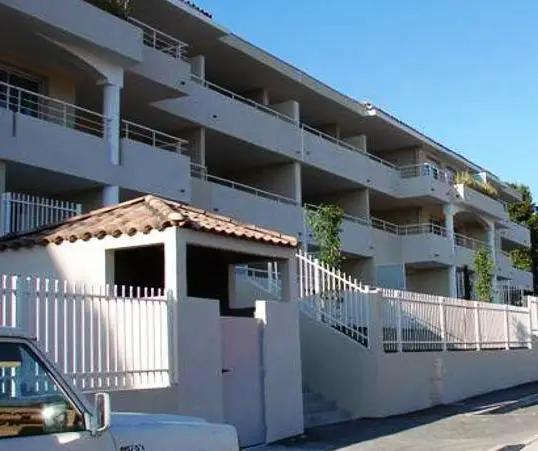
[296, 250, 371, 347]
[300, 124, 398, 170]
[0, 80, 105, 137]
[0, 275, 172, 391]
[127, 17, 188, 60]
[121, 120, 188, 153]
[380, 288, 532, 352]
[371, 217, 447, 236]
[190, 74, 297, 124]
[0, 193, 82, 236]
[399, 163, 454, 184]
[454, 233, 490, 251]
[236, 263, 282, 296]
[190, 162, 298, 205]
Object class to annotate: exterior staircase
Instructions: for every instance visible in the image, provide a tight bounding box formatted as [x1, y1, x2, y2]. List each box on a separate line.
[303, 388, 351, 429]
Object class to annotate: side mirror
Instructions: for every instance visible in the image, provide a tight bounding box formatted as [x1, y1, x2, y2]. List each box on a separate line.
[93, 392, 111, 434]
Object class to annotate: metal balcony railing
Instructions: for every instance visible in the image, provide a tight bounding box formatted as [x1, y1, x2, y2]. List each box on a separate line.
[121, 120, 188, 153]
[0, 81, 105, 137]
[127, 17, 188, 60]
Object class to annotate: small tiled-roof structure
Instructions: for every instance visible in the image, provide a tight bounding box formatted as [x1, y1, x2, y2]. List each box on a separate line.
[0, 195, 297, 250]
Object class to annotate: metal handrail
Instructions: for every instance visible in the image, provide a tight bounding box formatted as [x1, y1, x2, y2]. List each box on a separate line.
[121, 120, 188, 152]
[300, 124, 398, 170]
[128, 17, 188, 60]
[190, 74, 297, 124]
[303, 203, 371, 227]
[454, 233, 490, 251]
[0, 80, 105, 137]
[399, 163, 453, 184]
[190, 163, 298, 205]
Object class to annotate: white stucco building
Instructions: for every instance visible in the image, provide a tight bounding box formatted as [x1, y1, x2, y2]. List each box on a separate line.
[0, 1, 531, 302]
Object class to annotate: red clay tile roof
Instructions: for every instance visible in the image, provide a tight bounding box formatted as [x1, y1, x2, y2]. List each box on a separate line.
[0, 195, 297, 250]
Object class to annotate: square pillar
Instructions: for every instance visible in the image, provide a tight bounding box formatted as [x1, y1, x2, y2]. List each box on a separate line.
[280, 257, 297, 302]
[99, 80, 122, 165]
[190, 55, 205, 80]
[443, 204, 457, 298]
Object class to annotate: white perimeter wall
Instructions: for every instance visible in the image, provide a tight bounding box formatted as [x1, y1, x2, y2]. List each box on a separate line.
[301, 311, 538, 419]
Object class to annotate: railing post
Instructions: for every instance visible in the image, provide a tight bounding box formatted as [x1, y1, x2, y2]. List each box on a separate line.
[439, 297, 447, 351]
[504, 304, 510, 350]
[474, 301, 481, 351]
[396, 295, 403, 352]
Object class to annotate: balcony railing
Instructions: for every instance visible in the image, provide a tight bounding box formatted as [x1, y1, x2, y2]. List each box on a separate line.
[0, 81, 105, 137]
[121, 120, 188, 153]
[303, 203, 371, 227]
[0, 193, 82, 236]
[127, 17, 188, 60]
[190, 75, 297, 124]
[371, 218, 447, 236]
[191, 163, 298, 205]
[399, 163, 453, 184]
[454, 233, 490, 251]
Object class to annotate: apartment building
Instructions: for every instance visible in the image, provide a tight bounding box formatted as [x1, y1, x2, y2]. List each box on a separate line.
[0, 0, 532, 301]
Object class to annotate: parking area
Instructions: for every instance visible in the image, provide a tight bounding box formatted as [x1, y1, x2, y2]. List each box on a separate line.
[257, 383, 538, 451]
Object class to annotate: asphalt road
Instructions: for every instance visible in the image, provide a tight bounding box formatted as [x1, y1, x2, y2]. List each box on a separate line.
[260, 382, 538, 451]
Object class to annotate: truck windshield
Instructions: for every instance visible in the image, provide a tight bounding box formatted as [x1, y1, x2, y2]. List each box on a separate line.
[0, 342, 85, 439]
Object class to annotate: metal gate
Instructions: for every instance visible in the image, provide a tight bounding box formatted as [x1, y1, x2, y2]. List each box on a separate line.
[221, 317, 265, 447]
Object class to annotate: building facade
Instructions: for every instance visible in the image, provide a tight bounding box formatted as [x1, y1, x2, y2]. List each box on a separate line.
[0, 0, 531, 300]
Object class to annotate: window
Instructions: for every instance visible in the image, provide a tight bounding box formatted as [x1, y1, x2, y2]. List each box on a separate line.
[0, 65, 42, 118]
[0, 342, 85, 439]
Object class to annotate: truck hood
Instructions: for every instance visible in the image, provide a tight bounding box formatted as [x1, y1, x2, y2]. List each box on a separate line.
[109, 412, 239, 451]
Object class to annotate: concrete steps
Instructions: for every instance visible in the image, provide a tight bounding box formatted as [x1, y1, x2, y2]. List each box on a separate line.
[303, 388, 351, 429]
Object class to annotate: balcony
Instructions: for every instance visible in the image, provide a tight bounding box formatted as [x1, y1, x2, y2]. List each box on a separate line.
[301, 126, 398, 195]
[190, 164, 302, 236]
[0, 0, 143, 64]
[496, 250, 513, 279]
[454, 183, 508, 221]
[126, 17, 191, 91]
[372, 219, 453, 266]
[0, 192, 81, 236]
[398, 164, 454, 202]
[511, 268, 533, 291]
[499, 221, 531, 247]
[0, 81, 191, 202]
[155, 77, 303, 160]
[303, 205, 373, 256]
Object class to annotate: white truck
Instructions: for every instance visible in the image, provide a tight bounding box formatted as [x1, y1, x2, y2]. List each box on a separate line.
[0, 328, 240, 451]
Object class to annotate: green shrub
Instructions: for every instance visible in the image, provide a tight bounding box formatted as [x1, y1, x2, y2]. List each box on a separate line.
[454, 171, 499, 199]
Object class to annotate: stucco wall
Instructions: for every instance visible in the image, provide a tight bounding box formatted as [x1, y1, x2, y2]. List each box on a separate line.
[256, 300, 304, 442]
[229, 162, 298, 200]
[406, 267, 450, 297]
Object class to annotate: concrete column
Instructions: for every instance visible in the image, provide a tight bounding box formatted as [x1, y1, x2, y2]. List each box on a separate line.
[187, 127, 206, 167]
[271, 100, 300, 122]
[102, 185, 120, 207]
[99, 81, 122, 166]
[443, 204, 457, 298]
[319, 123, 341, 140]
[190, 55, 205, 80]
[293, 162, 302, 204]
[242, 88, 270, 106]
[280, 257, 297, 302]
[0, 161, 6, 193]
[487, 222, 498, 302]
[343, 134, 367, 152]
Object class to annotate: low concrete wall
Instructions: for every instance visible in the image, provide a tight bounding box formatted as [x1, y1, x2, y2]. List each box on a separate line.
[301, 310, 538, 420]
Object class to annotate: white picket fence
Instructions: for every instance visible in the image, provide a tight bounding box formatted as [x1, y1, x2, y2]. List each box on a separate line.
[0, 275, 172, 392]
[380, 288, 532, 352]
[296, 251, 371, 347]
[0, 192, 82, 236]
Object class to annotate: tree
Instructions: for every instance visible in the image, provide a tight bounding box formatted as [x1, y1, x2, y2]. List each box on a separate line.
[507, 184, 538, 292]
[474, 247, 495, 302]
[306, 204, 344, 269]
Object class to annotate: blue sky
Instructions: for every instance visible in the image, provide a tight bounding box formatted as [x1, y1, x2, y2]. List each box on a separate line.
[199, 1, 538, 198]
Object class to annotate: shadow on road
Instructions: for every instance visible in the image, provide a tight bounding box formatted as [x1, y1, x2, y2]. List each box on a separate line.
[276, 382, 538, 451]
